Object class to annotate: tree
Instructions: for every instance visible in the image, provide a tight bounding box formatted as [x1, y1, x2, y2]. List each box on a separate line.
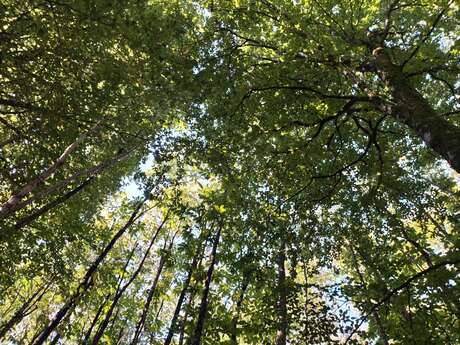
[193, 0, 460, 176]
[1, 1, 459, 344]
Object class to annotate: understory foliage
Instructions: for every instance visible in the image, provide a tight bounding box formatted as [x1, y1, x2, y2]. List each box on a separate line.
[0, 0, 459, 344]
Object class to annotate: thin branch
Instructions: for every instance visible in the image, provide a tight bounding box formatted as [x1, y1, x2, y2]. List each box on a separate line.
[344, 257, 460, 344]
[401, 1, 453, 70]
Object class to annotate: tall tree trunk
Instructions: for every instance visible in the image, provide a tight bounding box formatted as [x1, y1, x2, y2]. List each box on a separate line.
[5, 143, 135, 222]
[131, 236, 175, 345]
[179, 280, 200, 345]
[14, 176, 94, 230]
[164, 233, 205, 345]
[0, 122, 100, 218]
[81, 293, 111, 344]
[348, 244, 389, 345]
[230, 273, 251, 345]
[147, 300, 165, 344]
[0, 281, 51, 340]
[302, 261, 309, 339]
[90, 210, 170, 345]
[372, 47, 460, 173]
[82, 244, 137, 345]
[31, 194, 151, 345]
[178, 314, 188, 345]
[190, 225, 222, 345]
[275, 241, 288, 345]
[115, 328, 125, 345]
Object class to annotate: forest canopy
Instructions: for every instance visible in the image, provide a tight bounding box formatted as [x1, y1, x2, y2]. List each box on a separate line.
[0, 0, 459, 344]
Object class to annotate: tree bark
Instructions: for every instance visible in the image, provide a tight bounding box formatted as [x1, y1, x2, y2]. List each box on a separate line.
[275, 241, 288, 345]
[178, 313, 188, 345]
[81, 293, 111, 344]
[178, 279, 200, 345]
[373, 47, 460, 173]
[131, 237, 175, 345]
[32, 194, 151, 345]
[14, 176, 94, 230]
[4, 143, 135, 222]
[0, 122, 100, 218]
[90, 211, 170, 345]
[82, 245, 137, 345]
[190, 225, 222, 345]
[230, 273, 251, 345]
[164, 233, 205, 345]
[0, 281, 51, 340]
[115, 328, 125, 345]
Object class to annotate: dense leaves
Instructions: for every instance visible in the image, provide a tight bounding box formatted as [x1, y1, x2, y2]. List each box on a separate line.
[0, 0, 459, 344]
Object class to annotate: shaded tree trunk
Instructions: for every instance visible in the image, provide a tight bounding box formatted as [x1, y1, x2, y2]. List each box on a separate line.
[131, 236, 175, 345]
[178, 313, 188, 345]
[115, 328, 125, 345]
[179, 279, 200, 345]
[372, 47, 460, 173]
[0, 122, 99, 218]
[190, 225, 222, 345]
[32, 194, 151, 345]
[275, 241, 288, 345]
[164, 233, 206, 345]
[81, 293, 111, 344]
[82, 244, 138, 345]
[230, 272, 251, 345]
[147, 300, 165, 344]
[90, 211, 170, 345]
[14, 176, 94, 230]
[6, 144, 135, 222]
[0, 281, 51, 341]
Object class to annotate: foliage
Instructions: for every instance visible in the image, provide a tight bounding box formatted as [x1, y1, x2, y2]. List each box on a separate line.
[0, 1, 459, 344]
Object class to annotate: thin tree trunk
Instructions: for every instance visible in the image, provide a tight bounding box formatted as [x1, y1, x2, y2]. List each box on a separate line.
[302, 261, 309, 339]
[0, 122, 100, 218]
[372, 47, 460, 173]
[147, 300, 165, 344]
[115, 328, 124, 345]
[90, 210, 171, 345]
[131, 237, 175, 345]
[164, 234, 205, 345]
[81, 293, 111, 344]
[14, 177, 94, 230]
[32, 194, 151, 345]
[0, 281, 51, 340]
[348, 244, 389, 345]
[5, 143, 135, 221]
[107, 307, 121, 338]
[230, 273, 251, 345]
[179, 282, 199, 345]
[178, 314, 187, 345]
[18, 324, 30, 344]
[81, 248, 136, 345]
[190, 225, 222, 345]
[275, 241, 288, 345]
